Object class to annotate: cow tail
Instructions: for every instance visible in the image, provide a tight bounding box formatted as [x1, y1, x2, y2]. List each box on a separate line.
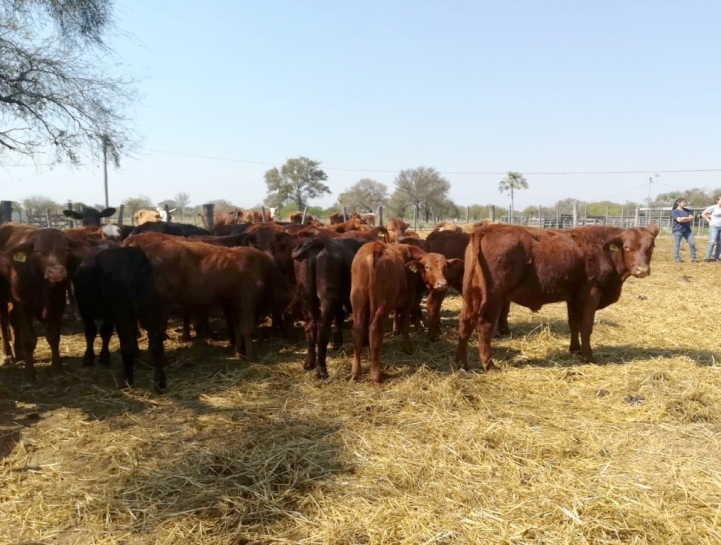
[368, 244, 384, 318]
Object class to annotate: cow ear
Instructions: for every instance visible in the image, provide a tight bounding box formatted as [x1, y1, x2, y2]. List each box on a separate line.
[603, 237, 624, 252]
[645, 224, 659, 238]
[6, 241, 34, 264]
[405, 260, 421, 274]
[63, 210, 83, 220]
[445, 258, 464, 286]
[98, 207, 116, 218]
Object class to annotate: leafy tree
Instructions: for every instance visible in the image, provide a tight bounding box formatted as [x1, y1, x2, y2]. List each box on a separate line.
[209, 199, 238, 212]
[389, 166, 451, 222]
[498, 172, 529, 222]
[337, 178, 388, 213]
[264, 157, 330, 210]
[22, 194, 60, 216]
[174, 192, 191, 219]
[122, 195, 153, 222]
[0, 0, 139, 165]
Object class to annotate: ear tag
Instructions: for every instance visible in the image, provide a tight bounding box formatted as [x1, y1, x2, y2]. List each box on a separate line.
[13, 252, 26, 262]
[409, 264, 418, 273]
[378, 232, 384, 237]
[609, 244, 619, 252]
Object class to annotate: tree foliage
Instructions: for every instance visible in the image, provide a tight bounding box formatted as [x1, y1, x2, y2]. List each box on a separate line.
[0, 0, 139, 165]
[264, 157, 330, 210]
[498, 171, 528, 219]
[336, 178, 388, 213]
[21, 194, 60, 215]
[174, 192, 191, 215]
[388, 166, 451, 221]
[122, 194, 152, 220]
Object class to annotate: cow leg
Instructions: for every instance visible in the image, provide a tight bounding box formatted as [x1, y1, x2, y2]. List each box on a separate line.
[368, 308, 388, 384]
[332, 303, 345, 350]
[315, 299, 336, 379]
[0, 302, 14, 365]
[351, 307, 369, 381]
[303, 316, 318, 372]
[566, 300, 582, 355]
[17, 312, 38, 387]
[116, 320, 139, 389]
[46, 315, 64, 376]
[456, 300, 478, 370]
[98, 321, 114, 366]
[496, 300, 511, 337]
[426, 289, 446, 341]
[579, 293, 601, 363]
[399, 309, 412, 355]
[476, 314, 498, 371]
[141, 309, 167, 393]
[223, 306, 236, 346]
[235, 307, 257, 361]
[181, 313, 192, 342]
[82, 316, 98, 367]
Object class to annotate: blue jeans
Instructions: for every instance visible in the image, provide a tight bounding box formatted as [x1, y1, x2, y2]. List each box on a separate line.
[705, 225, 721, 260]
[673, 231, 696, 261]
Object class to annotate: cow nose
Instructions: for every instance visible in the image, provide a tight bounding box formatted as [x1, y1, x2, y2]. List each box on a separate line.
[435, 279, 448, 290]
[45, 266, 67, 284]
[633, 265, 650, 278]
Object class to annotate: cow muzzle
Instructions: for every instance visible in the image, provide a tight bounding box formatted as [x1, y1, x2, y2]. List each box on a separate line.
[45, 265, 68, 284]
[632, 265, 650, 278]
[434, 279, 448, 291]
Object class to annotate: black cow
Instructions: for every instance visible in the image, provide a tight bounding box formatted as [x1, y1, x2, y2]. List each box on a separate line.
[63, 207, 116, 226]
[130, 221, 210, 237]
[291, 236, 368, 378]
[73, 247, 166, 391]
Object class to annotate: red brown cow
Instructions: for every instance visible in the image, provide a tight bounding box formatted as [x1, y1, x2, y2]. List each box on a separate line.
[323, 217, 368, 233]
[350, 242, 454, 384]
[457, 224, 659, 371]
[287, 211, 315, 224]
[432, 221, 462, 233]
[0, 224, 92, 386]
[328, 212, 344, 224]
[385, 218, 409, 242]
[199, 210, 241, 228]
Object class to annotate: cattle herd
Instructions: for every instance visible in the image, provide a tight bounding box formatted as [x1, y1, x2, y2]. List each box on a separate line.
[0, 205, 659, 391]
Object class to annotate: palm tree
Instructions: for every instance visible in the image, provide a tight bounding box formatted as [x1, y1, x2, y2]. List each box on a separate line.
[498, 171, 529, 224]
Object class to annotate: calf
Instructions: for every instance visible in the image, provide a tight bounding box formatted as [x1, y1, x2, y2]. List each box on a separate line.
[350, 242, 453, 384]
[457, 224, 659, 371]
[63, 206, 116, 226]
[0, 225, 92, 386]
[292, 236, 368, 378]
[134, 209, 161, 225]
[73, 247, 166, 391]
[385, 218, 409, 242]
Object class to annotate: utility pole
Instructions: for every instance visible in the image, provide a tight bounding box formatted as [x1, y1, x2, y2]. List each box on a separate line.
[102, 135, 109, 208]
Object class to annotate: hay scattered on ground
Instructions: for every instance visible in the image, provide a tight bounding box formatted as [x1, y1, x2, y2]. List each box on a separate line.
[1, 237, 720, 544]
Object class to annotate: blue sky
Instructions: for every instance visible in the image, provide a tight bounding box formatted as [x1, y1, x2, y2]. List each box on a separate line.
[3, 0, 721, 210]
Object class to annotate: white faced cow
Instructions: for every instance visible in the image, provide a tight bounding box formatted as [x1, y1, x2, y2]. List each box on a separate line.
[156, 206, 177, 222]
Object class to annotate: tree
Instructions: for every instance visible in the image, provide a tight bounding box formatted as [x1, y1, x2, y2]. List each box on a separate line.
[22, 194, 60, 216]
[174, 192, 191, 219]
[0, 0, 139, 165]
[337, 178, 388, 213]
[122, 195, 153, 222]
[264, 157, 330, 210]
[209, 199, 238, 212]
[389, 166, 452, 222]
[498, 172, 529, 222]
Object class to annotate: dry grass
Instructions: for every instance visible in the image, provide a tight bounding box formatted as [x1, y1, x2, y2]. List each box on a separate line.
[1, 236, 720, 544]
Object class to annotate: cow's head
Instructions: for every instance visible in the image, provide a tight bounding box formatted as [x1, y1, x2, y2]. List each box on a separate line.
[602, 224, 659, 279]
[63, 206, 116, 226]
[405, 247, 455, 292]
[386, 218, 409, 242]
[7, 229, 93, 284]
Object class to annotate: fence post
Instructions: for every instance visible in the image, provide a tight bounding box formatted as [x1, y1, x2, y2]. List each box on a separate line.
[466, 206, 470, 223]
[378, 205, 384, 227]
[413, 205, 418, 231]
[634, 207, 640, 227]
[66, 201, 75, 228]
[584, 204, 588, 226]
[489, 205, 496, 222]
[342, 207, 348, 222]
[572, 201, 578, 227]
[203, 203, 215, 232]
[165, 204, 172, 223]
[605, 206, 609, 225]
[0, 201, 12, 224]
[117, 204, 125, 225]
[45, 208, 52, 228]
[261, 206, 267, 222]
[508, 205, 512, 224]
[301, 206, 308, 224]
[537, 205, 542, 228]
[556, 204, 560, 228]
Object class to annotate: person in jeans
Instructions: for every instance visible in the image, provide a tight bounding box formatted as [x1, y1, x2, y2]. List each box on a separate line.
[701, 195, 721, 262]
[670, 198, 697, 263]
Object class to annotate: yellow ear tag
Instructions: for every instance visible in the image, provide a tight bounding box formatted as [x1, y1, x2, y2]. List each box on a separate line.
[409, 264, 418, 273]
[13, 252, 26, 262]
[609, 244, 619, 252]
[378, 232, 384, 237]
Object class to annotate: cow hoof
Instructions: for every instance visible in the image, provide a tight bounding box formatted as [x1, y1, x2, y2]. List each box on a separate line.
[483, 363, 502, 372]
[371, 379, 382, 388]
[1, 355, 14, 366]
[315, 370, 329, 380]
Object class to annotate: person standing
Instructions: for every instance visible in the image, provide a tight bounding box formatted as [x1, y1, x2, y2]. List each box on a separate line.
[670, 198, 697, 263]
[701, 195, 721, 262]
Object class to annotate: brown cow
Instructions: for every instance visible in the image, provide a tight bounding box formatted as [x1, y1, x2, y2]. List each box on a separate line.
[323, 217, 368, 233]
[328, 212, 344, 224]
[385, 218, 409, 243]
[359, 213, 376, 226]
[432, 221, 462, 233]
[350, 242, 454, 384]
[404, 230, 421, 238]
[456, 224, 659, 371]
[134, 209, 161, 226]
[241, 209, 265, 223]
[459, 219, 493, 233]
[0, 224, 92, 386]
[287, 211, 315, 224]
[199, 210, 242, 229]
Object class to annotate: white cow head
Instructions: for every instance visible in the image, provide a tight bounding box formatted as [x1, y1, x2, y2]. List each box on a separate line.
[267, 207, 278, 220]
[157, 206, 177, 222]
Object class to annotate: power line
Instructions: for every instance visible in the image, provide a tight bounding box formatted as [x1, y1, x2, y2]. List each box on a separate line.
[145, 148, 721, 176]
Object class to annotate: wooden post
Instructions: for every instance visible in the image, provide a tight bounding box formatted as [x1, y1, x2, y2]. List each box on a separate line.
[164, 204, 172, 223]
[572, 201, 578, 227]
[66, 201, 74, 228]
[620, 206, 624, 228]
[343, 207, 348, 222]
[261, 206, 267, 222]
[413, 204, 418, 231]
[538, 205, 543, 228]
[634, 207, 640, 227]
[45, 208, 52, 228]
[466, 206, 470, 223]
[117, 204, 125, 225]
[508, 205, 512, 224]
[584, 204, 588, 226]
[489, 205, 496, 222]
[203, 203, 215, 232]
[378, 205, 384, 227]
[0, 201, 12, 224]
[556, 204, 560, 228]
[301, 206, 308, 224]
[605, 206, 609, 225]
